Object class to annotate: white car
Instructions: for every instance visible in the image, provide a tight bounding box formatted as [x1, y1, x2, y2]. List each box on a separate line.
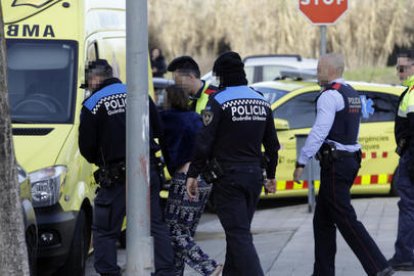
[202, 54, 317, 85]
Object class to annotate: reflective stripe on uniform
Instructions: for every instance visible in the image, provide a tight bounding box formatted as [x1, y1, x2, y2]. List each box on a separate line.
[398, 85, 414, 117]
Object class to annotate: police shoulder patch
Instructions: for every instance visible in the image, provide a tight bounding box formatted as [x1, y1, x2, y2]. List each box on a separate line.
[202, 110, 214, 126]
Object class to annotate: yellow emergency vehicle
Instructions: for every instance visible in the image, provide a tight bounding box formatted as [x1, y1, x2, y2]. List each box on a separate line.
[252, 80, 405, 198]
[3, 0, 143, 274]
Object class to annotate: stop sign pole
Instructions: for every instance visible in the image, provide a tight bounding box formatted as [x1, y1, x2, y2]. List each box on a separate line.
[320, 25, 327, 56]
[299, 0, 348, 56]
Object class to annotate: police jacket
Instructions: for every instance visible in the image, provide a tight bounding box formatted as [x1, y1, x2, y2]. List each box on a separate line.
[298, 80, 361, 166]
[190, 81, 217, 114]
[79, 78, 126, 166]
[395, 75, 414, 156]
[187, 85, 280, 179]
[319, 82, 361, 145]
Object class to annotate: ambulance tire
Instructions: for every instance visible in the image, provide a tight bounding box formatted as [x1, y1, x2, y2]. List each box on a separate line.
[26, 225, 38, 276]
[58, 210, 88, 276]
[390, 166, 399, 196]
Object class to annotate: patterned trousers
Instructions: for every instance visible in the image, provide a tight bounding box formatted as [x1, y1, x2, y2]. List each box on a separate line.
[165, 173, 219, 275]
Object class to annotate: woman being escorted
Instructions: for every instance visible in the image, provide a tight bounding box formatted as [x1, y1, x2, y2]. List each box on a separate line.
[161, 85, 222, 276]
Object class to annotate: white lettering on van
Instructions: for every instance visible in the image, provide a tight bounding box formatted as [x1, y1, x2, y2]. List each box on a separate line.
[7, 24, 55, 38]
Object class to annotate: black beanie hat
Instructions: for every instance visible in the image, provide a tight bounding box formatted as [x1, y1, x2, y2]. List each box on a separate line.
[213, 51, 247, 88]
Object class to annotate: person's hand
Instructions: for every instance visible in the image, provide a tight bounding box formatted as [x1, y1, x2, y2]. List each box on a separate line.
[264, 178, 276, 194]
[186, 177, 199, 201]
[293, 167, 304, 183]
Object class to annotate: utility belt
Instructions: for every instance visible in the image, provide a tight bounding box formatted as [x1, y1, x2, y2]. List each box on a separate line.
[202, 158, 224, 184]
[94, 161, 126, 188]
[202, 159, 262, 184]
[316, 143, 361, 167]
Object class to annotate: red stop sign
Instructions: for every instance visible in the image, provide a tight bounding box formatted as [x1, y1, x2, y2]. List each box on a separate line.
[299, 0, 348, 25]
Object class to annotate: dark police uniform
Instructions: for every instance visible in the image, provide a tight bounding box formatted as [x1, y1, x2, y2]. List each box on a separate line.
[298, 81, 389, 276]
[79, 78, 126, 276]
[389, 75, 414, 270]
[187, 85, 280, 276]
[80, 80, 176, 275]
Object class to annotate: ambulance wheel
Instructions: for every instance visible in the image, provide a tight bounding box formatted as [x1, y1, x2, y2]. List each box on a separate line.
[58, 210, 89, 276]
[26, 225, 38, 276]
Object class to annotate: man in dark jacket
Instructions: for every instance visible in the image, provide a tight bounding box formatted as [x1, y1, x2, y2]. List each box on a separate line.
[79, 59, 127, 276]
[186, 52, 280, 276]
[79, 59, 175, 276]
[167, 56, 217, 114]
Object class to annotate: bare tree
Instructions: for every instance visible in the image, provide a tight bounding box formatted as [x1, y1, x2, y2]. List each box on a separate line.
[0, 3, 30, 276]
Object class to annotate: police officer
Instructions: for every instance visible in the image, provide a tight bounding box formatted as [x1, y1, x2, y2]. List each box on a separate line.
[167, 56, 217, 114]
[79, 60, 176, 275]
[79, 59, 127, 276]
[388, 49, 414, 271]
[186, 51, 280, 276]
[293, 53, 393, 276]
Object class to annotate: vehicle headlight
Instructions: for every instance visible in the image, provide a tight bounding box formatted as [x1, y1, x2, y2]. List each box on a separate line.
[29, 166, 67, 208]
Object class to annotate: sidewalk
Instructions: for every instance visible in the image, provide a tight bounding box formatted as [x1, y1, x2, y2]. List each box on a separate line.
[190, 196, 410, 276]
[86, 196, 412, 275]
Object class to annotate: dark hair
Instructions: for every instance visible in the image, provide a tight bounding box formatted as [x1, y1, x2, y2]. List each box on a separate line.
[397, 49, 414, 60]
[167, 56, 200, 78]
[86, 59, 113, 79]
[165, 85, 189, 111]
[151, 48, 163, 58]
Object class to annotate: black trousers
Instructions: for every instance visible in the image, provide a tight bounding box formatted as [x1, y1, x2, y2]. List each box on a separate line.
[313, 155, 388, 276]
[93, 181, 126, 275]
[214, 163, 264, 276]
[93, 164, 176, 276]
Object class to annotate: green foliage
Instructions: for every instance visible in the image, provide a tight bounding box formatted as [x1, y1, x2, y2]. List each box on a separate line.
[344, 66, 399, 85]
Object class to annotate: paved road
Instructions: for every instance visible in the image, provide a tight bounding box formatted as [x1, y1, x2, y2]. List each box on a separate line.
[86, 196, 412, 275]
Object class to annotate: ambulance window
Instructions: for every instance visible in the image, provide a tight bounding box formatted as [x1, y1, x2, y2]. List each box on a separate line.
[87, 42, 98, 61]
[6, 39, 77, 124]
[358, 91, 399, 123]
[244, 66, 254, 84]
[273, 91, 318, 129]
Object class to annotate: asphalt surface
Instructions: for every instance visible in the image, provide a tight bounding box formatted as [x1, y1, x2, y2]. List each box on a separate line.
[86, 196, 413, 275]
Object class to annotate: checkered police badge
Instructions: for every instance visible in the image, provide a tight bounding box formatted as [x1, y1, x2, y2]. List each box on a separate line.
[202, 110, 214, 126]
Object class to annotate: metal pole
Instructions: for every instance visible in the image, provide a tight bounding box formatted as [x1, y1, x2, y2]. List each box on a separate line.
[320, 25, 327, 56]
[126, 0, 154, 275]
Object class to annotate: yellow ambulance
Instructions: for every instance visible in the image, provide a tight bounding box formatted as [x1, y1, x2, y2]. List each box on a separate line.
[3, 0, 135, 274]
